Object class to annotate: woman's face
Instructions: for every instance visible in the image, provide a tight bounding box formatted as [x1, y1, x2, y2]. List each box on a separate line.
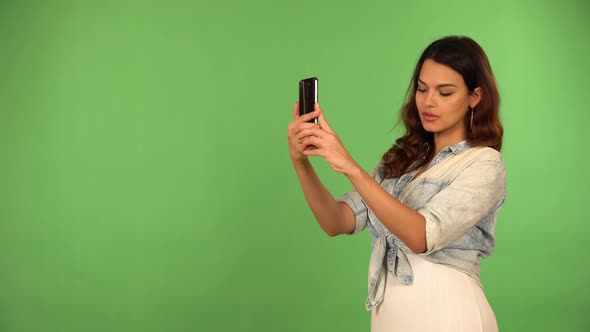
[415, 59, 481, 141]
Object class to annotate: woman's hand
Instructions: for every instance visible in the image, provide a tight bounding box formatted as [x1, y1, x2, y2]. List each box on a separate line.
[296, 103, 360, 175]
[287, 101, 322, 163]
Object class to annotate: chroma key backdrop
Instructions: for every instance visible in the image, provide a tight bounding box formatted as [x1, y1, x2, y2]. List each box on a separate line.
[0, 1, 588, 331]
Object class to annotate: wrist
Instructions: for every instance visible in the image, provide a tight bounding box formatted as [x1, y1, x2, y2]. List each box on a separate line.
[344, 161, 364, 179]
[289, 152, 308, 164]
[291, 157, 311, 170]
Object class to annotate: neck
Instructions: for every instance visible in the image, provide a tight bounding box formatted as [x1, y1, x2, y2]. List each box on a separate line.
[433, 132, 466, 155]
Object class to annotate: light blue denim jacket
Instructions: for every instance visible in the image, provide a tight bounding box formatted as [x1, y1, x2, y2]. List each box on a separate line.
[337, 141, 506, 311]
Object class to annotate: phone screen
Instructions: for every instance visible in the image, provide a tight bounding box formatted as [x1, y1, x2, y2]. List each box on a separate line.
[298, 77, 318, 123]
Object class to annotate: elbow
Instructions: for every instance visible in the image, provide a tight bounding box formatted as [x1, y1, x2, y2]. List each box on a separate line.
[410, 244, 427, 254]
[408, 239, 427, 254]
[323, 224, 349, 237]
[324, 228, 340, 237]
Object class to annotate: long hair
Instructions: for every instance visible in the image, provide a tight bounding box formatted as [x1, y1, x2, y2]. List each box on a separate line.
[382, 36, 503, 178]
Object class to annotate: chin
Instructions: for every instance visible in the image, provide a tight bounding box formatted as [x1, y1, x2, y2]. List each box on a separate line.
[421, 123, 438, 133]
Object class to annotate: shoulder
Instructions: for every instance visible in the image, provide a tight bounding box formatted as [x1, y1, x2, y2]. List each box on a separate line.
[463, 147, 506, 185]
[465, 146, 504, 166]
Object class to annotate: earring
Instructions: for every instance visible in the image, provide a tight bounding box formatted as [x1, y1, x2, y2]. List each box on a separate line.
[469, 107, 474, 131]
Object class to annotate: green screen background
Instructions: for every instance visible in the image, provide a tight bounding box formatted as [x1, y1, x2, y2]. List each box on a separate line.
[1, 1, 588, 331]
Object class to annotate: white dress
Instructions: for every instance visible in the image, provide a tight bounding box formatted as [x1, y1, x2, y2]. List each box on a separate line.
[371, 253, 498, 332]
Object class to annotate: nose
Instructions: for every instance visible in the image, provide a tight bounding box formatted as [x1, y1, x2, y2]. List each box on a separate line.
[424, 91, 436, 108]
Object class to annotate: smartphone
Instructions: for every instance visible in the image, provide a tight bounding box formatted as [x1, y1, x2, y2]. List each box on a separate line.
[298, 77, 318, 123]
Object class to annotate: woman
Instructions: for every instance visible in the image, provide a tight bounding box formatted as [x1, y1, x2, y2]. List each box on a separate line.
[287, 36, 505, 332]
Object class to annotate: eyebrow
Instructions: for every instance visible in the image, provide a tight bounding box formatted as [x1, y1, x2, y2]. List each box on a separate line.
[418, 78, 457, 88]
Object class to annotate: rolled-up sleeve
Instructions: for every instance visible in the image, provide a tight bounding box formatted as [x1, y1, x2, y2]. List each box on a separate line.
[417, 155, 506, 254]
[337, 189, 368, 234]
[337, 163, 385, 235]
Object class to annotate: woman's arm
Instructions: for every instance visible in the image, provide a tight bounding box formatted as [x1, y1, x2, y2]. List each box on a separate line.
[292, 159, 356, 237]
[287, 102, 356, 237]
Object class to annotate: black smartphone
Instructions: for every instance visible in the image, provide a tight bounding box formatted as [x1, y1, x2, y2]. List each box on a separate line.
[298, 77, 318, 123]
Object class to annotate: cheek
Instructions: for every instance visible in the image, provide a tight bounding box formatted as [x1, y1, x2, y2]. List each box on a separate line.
[446, 97, 468, 113]
[450, 94, 470, 108]
[415, 94, 424, 107]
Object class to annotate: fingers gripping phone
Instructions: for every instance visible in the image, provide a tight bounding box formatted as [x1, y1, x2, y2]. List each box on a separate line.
[299, 77, 318, 124]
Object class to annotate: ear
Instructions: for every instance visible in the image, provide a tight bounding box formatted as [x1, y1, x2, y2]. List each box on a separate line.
[470, 87, 482, 108]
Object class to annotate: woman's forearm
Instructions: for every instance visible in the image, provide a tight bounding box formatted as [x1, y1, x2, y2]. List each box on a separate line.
[292, 159, 355, 236]
[346, 164, 427, 253]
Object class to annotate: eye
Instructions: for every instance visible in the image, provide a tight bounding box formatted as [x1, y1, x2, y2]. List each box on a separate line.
[440, 92, 453, 97]
[417, 88, 427, 93]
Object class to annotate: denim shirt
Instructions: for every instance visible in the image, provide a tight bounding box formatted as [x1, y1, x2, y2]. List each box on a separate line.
[337, 141, 506, 311]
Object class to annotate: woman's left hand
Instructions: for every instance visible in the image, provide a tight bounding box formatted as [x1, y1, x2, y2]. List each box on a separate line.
[297, 103, 360, 175]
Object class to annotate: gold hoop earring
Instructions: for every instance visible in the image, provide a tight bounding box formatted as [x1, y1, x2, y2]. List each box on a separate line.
[469, 107, 474, 131]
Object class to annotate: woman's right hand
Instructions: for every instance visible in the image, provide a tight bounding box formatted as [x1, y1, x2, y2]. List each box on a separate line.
[287, 101, 320, 163]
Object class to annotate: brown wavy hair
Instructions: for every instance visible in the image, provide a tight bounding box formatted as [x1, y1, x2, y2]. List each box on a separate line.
[382, 36, 503, 178]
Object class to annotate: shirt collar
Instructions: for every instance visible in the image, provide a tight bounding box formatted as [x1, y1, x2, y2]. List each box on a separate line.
[446, 140, 472, 154]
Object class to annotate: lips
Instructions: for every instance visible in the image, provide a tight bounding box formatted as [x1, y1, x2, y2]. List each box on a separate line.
[422, 112, 439, 122]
